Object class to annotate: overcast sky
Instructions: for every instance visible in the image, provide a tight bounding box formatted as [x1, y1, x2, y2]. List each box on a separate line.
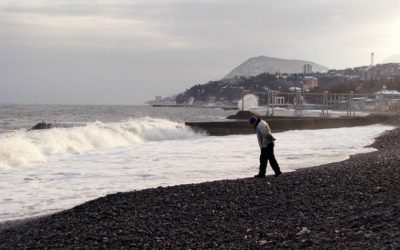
[1, 0, 399, 105]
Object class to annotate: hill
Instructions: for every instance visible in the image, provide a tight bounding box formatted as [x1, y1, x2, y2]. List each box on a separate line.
[381, 54, 400, 64]
[222, 55, 329, 79]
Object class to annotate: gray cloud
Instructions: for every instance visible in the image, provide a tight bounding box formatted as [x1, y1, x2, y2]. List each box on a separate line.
[0, 0, 399, 104]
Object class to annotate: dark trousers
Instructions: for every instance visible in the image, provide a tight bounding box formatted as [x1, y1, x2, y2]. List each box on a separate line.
[259, 143, 281, 175]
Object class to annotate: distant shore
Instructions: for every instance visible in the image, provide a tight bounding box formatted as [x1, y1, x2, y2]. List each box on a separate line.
[1, 115, 399, 249]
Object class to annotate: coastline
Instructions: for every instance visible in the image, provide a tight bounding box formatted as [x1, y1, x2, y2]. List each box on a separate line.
[1, 116, 399, 249]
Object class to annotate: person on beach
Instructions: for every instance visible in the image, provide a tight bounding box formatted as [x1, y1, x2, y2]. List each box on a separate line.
[248, 116, 282, 178]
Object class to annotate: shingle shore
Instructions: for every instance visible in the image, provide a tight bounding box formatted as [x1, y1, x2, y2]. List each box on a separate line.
[1, 116, 399, 249]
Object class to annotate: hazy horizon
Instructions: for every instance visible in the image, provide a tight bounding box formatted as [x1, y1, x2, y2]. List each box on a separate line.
[1, 0, 399, 105]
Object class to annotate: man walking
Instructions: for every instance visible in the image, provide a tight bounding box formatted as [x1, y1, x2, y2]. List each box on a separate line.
[248, 116, 282, 178]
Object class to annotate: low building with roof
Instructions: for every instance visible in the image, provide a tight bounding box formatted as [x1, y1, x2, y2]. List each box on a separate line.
[373, 85, 400, 111]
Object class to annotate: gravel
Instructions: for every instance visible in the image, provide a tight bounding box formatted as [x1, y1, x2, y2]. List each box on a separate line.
[1, 115, 399, 249]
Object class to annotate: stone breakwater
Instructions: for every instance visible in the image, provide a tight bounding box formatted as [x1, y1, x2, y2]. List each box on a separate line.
[1, 117, 399, 249]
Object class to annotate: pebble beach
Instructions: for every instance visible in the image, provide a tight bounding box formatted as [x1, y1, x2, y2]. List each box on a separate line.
[1, 115, 399, 249]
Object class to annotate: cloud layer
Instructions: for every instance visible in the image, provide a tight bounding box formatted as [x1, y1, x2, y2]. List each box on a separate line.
[1, 0, 399, 104]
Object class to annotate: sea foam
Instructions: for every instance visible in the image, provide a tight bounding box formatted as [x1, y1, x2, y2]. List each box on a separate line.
[0, 118, 203, 169]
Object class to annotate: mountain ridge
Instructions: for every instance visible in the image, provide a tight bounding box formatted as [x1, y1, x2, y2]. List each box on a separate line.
[381, 54, 400, 64]
[223, 55, 329, 79]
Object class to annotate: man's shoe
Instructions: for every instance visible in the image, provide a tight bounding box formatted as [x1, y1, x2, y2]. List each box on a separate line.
[254, 174, 266, 178]
[274, 172, 282, 177]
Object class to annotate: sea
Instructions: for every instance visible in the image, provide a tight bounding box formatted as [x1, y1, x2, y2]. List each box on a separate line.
[0, 103, 396, 223]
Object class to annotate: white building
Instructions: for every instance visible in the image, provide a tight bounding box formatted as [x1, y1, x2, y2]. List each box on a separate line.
[303, 64, 312, 74]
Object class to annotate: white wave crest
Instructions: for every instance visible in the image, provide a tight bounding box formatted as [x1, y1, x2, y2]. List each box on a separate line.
[0, 118, 204, 169]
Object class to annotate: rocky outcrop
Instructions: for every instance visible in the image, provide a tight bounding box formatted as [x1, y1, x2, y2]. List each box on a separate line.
[28, 121, 87, 131]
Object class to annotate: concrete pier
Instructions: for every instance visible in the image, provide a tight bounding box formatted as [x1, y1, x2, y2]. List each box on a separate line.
[185, 112, 393, 136]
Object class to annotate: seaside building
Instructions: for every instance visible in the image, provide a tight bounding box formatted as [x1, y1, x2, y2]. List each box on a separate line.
[303, 76, 318, 91]
[374, 85, 400, 102]
[361, 67, 373, 81]
[269, 68, 280, 74]
[303, 64, 312, 74]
